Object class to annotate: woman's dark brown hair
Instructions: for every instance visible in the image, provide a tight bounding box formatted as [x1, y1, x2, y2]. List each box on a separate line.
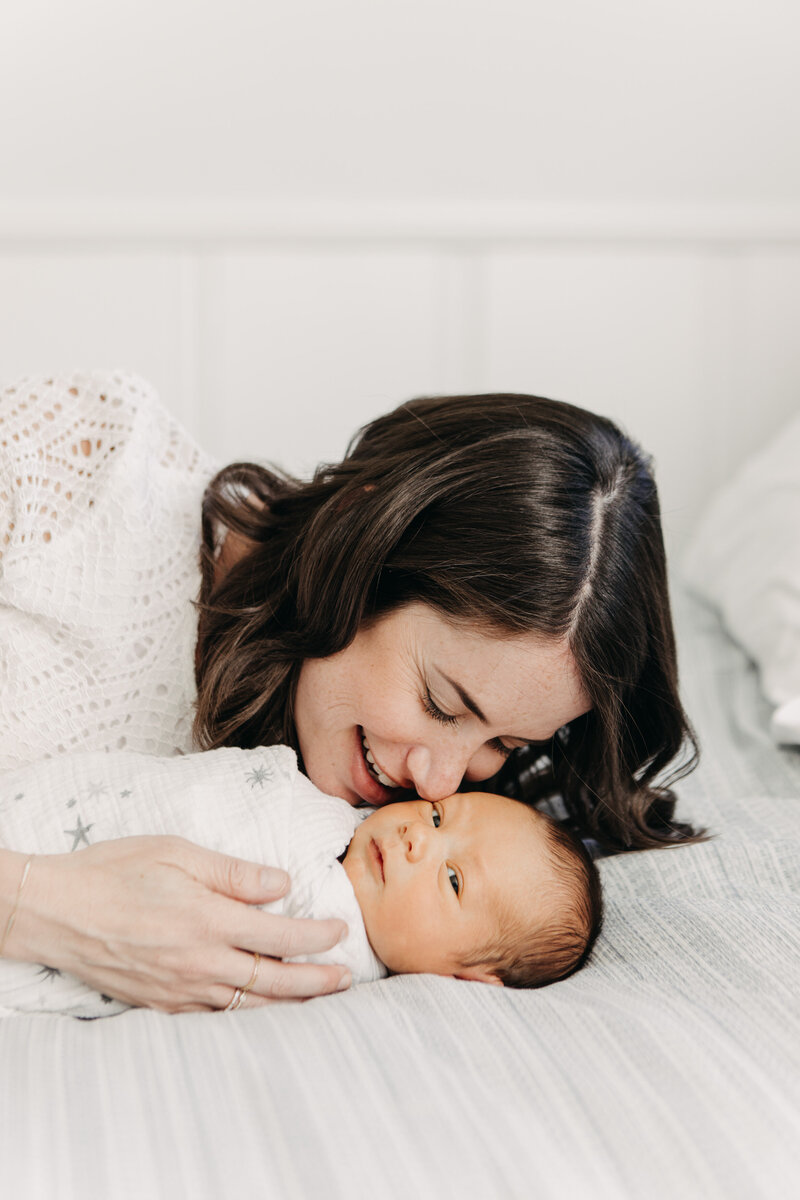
[194, 393, 701, 852]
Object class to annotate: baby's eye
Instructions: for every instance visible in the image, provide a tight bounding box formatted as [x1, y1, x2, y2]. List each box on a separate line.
[431, 807, 441, 828]
[447, 866, 460, 895]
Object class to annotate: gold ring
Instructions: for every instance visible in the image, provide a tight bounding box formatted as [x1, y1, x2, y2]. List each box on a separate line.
[241, 952, 261, 995]
[223, 987, 245, 1013]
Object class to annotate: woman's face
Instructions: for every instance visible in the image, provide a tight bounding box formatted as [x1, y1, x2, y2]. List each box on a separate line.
[294, 603, 589, 807]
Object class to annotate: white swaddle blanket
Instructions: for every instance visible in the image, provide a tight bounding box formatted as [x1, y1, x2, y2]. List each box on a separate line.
[0, 745, 386, 1016]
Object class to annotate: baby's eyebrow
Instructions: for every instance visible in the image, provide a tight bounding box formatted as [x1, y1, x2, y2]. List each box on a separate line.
[439, 672, 488, 724]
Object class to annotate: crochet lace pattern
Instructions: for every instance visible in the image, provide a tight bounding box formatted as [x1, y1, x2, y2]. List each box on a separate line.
[0, 370, 217, 767]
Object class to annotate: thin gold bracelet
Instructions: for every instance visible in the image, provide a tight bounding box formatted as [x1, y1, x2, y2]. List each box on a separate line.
[0, 855, 34, 958]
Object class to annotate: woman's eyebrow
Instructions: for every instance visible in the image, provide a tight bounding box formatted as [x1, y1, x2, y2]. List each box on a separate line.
[439, 671, 488, 724]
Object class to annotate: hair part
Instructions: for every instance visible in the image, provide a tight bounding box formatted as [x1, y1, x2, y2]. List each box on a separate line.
[460, 809, 604, 989]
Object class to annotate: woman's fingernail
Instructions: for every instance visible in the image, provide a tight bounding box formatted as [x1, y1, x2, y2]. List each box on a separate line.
[336, 972, 352, 992]
[260, 867, 288, 891]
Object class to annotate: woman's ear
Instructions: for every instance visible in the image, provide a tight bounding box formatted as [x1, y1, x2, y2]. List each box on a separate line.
[455, 965, 504, 987]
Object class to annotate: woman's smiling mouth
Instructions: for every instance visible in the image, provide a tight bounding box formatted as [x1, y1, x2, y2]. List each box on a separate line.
[360, 731, 401, 789]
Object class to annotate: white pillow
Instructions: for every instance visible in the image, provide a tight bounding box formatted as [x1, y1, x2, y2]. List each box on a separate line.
[682, 410, 800, 744]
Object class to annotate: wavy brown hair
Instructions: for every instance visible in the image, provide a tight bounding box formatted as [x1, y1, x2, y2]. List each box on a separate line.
[194, 393, 701, 852]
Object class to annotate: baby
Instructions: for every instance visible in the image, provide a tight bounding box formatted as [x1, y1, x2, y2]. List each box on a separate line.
[0, 745, 602, 1016]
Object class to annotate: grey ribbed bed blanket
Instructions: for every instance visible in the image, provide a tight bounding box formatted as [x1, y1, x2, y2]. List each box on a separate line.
[2, 595, 799, 1199]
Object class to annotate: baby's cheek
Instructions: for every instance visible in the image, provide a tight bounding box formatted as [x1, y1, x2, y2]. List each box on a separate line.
[342, 849, 365, 898]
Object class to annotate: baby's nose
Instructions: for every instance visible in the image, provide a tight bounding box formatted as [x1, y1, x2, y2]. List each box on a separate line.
[402, 819, 430, 862]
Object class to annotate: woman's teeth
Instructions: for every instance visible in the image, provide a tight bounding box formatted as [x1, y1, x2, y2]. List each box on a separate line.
[361, 734, 400, 789]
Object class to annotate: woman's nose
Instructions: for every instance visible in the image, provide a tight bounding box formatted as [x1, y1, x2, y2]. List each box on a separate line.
[405, 745, 465, 802]
[406, 740, 503, 800]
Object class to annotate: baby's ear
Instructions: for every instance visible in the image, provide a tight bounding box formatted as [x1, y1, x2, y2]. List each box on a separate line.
[455, 965, 504, 987]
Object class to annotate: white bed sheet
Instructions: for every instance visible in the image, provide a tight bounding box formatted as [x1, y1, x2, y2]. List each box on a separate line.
[2, 594, 799, 1200]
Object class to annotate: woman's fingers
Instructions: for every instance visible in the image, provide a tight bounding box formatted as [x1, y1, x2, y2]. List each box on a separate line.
[215, 919, 352, 1002]
[212, 956, 351, 1009]
[193, 847, 290, 905]
[222, 907, 348, 960]
[150, 905, 352, 1005]
[248, 957, 351, 1000]
[190, 847, 355, 996]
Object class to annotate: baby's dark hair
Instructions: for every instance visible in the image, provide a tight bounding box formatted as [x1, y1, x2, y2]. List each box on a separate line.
[461, 808, 603, 989]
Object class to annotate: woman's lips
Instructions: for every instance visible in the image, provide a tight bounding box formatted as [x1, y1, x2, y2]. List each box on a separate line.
[351, 726, 397, 805]
[361, 733, 401, 788]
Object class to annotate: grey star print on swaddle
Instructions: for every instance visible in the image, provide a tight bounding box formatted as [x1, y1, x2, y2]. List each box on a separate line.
[0, 745, 384, 1016]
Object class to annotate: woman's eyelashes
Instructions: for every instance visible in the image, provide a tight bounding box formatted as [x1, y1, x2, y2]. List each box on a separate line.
[423, 687, 458, 727]
[424, 685, 517, 760]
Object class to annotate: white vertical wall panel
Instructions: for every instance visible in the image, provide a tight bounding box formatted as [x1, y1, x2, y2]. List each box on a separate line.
[433, 252, 487, 395]
[739, 249, 800, 440]
[482, 248, 746, 554]
[686, 250, 800, 501]
[0, 253, 193, 425]
[199, 249, 445, 476]
[2, 236, 798, 562]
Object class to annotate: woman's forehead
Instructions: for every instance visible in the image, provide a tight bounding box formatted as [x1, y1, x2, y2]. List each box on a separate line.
[387, 601, 567, 657]
[386, 603, 589, 736]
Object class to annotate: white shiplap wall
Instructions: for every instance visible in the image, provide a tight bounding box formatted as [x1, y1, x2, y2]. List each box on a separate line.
[2, 203, 799, 556]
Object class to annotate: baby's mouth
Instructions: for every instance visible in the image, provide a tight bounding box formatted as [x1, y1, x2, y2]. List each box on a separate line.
[360, 731, 401, 789]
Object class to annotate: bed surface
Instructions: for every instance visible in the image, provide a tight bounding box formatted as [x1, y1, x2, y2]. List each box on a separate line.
[3, 595, 799, 1199]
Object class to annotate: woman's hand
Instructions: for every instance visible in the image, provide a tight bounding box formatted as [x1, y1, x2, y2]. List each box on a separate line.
[5, 838, 351, 1012]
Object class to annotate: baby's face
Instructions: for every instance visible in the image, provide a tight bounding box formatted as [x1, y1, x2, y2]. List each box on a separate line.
[342, 791, 554, 983]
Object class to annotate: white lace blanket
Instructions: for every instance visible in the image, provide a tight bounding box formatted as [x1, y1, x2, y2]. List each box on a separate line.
[0, 745, 384, 1015]
[0, 370, 216, 766]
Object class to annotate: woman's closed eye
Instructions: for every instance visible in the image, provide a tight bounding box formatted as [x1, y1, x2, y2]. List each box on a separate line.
[423, 688, 458, 727]
[425, 686, 519, 761]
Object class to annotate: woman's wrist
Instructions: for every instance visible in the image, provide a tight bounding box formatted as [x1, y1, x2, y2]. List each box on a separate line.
[0, 849, 79, 969]
[0, 849, 38, 961]
[0, 853, 33, 957]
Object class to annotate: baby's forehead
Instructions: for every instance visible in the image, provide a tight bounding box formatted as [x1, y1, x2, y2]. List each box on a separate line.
[465, 795, 570, 895]
[456, 791, 549, 835]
